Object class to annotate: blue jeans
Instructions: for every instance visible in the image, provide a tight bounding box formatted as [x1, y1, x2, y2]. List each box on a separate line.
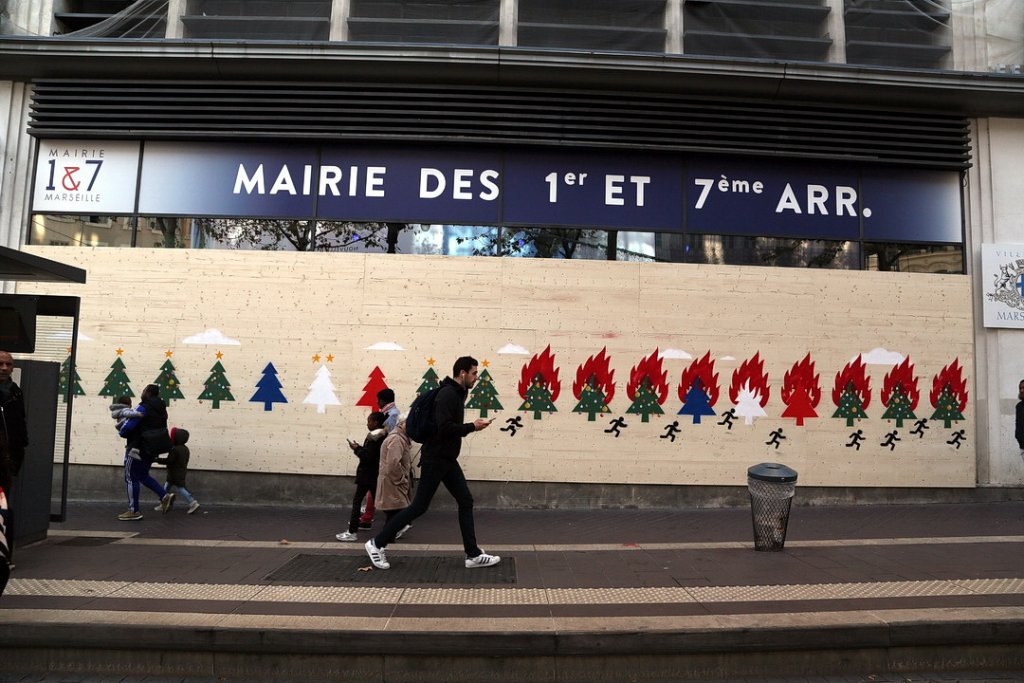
[165, 483, 195, 505]
[373, 457, 481, 557]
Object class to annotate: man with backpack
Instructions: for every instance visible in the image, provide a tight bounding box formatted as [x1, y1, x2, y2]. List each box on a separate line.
[365, 356, 499, 570]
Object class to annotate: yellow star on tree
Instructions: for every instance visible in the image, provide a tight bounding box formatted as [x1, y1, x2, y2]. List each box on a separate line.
[115, 348, 124, 356]
[427, 357, 436, 366]
[215, 351, 224, 360]
[326, 354, 334, 362]
[482, 359, 490, 367]
[312, 353, 321, 363]
[165, 350, 174, 358]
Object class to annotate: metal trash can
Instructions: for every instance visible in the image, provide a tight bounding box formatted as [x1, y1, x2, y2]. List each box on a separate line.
[747, 462, 798, 552]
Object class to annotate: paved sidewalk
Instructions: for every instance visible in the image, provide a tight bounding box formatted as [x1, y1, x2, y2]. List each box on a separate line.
[1, 500, 1023, 682]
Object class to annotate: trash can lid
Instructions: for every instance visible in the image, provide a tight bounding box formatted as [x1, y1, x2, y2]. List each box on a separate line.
[747, 462, 798, 483]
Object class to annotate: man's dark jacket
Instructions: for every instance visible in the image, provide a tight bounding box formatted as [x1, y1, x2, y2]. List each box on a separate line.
[0, 383, 29, 476]
[121, 395, 169, 462]
[1016, 399, 1024, 450]
[423, 377, 475, 461]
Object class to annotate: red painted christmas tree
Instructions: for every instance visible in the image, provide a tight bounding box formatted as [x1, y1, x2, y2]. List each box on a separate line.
[780, 353, 821, 426]
[357, 366, 390, 410]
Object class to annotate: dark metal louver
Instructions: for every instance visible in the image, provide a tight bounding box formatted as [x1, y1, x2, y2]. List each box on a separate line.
[844, 0, 952, 70]
[182, 1, 331, 41]
[683, 0, 833, 62]
[28, 79, 971, 169]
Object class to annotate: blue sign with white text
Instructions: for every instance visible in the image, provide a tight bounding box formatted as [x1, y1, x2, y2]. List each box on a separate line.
[138, 142, 319, 218]
[122, 142, 964, 244]
[686, 159, 861, 240]
[316, 146, 502, 225]
[503, 149, 682, 231]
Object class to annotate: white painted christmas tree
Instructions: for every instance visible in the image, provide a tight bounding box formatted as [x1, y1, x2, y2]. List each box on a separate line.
[734, 381, 768, 426]
[303, 365, 341, 414]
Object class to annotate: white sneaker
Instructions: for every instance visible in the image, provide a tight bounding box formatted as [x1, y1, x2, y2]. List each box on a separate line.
[395, 524, 412, 540]
[465, 551, 501, 569]
[153, 504, 162, 511]
[187, 501, 201, 515]
[336, 531, 358, 542]
[365, 539, 389, 569]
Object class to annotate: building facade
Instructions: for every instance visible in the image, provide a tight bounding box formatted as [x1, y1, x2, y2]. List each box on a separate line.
[1, 0, 1023, 506]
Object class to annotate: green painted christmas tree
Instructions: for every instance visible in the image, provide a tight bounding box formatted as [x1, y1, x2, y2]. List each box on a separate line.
[153, 357, 185, 402]
[59, 353, 85, 403]
[416, 365, 441, 397]
[466, 368, 503, 417]
[881, 385, 916, 427]
[198, 360, 235, 409]
[930, 384, 965, 428]
[573, 377, 610, 422]
[627, 377, 664, 423]
[519, 373, 557, 420]
[832, 382, 868, 427]
[98, 355, 133, 399]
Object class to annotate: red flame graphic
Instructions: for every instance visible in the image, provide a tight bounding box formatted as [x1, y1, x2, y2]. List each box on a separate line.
[573, 347, 616, 405]
[729, 352, 770, 407]
[518, 345, 561, 402]
[930, 358, 968, 411]
[678, 351, 720, 406]
[832, 355, 872, 410]
[881, 357, 919, 410]
[627, 349, 669, 405]
[781, 353, 821, 425]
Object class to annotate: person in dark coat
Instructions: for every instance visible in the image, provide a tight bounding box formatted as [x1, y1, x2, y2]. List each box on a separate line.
[365, 356, 499, 570]
[118, 384, 174, 521]
[335, 412, 386, 542]
[0, 441, 12, 595]
[1016, 379, 1024, 451]
[155, 427, 200, 514]
[0, 350, 27, 566]
[0, 351, 28, 479]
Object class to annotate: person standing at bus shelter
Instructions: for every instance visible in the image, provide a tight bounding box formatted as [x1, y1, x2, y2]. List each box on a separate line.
[0, 350, 28, 566]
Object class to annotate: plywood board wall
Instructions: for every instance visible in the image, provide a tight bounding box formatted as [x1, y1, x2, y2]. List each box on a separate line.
[20, 246, 976, 488]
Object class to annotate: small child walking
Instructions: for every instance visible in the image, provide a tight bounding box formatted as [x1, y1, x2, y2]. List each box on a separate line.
[336, 411, 386, 542]
[109, 396, 142, 460]
[154, 428, 200, 514]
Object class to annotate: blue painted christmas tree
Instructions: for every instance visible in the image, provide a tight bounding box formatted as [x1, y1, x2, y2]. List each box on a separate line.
[250, 362, 288, 411]
[678, 378, 717, 424]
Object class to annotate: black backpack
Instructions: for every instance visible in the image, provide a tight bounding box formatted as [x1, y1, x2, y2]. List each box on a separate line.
[406, 386, 442, 443]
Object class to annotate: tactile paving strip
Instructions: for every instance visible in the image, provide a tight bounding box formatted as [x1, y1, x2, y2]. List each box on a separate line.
[9, 576, 1024, 605]
[265, 553, 517, 585]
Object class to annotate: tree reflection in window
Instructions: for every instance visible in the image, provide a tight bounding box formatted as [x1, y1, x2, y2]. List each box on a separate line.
[199, 219, 408, 252]
[756, 238, 855, 269]
[456, 227, 608, 259]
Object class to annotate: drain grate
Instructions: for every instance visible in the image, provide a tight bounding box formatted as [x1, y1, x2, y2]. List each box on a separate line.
[57, 536, 119, 547]
[266, 554, 516, 585]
